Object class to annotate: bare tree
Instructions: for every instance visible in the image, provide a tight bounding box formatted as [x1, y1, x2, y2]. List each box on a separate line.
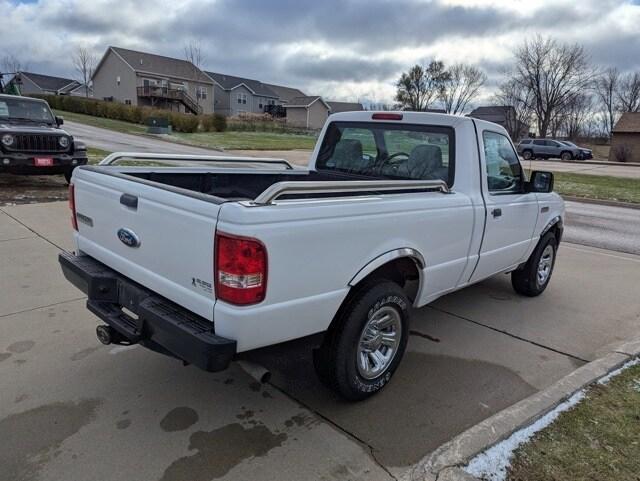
[184, 40, 205, 69]
[1, 53, 26, 74]
[561, 94, 593, 139]
[511, 35, 593, 138]
[73, 47, 96, 97]
[395, 61, 449, 111]
[440, 63, 486, 115]
[617, 71, 640, 112]
[593, 67, 620, 138]
[493, 77, 534, 140]
[184, 40, 206, 108]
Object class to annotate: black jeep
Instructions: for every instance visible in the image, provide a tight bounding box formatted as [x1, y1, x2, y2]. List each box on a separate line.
[0, 94, 87, 183]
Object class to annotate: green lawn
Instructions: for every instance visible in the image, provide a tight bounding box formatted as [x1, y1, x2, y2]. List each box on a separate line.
[552, 172, 640, 204]
[55, 110, 317, 151]
[87, 147, 111, 164]
[55, 110, 147, 135]
[507, 363, 640, 481]
[167, 131, 317, 150]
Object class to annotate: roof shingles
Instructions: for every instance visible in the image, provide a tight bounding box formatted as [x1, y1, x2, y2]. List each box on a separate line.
[613, 112, 640, 133]
[18, 72, 78, 92]
[205, 71, 278, 97]
[111, 47, 212, 84]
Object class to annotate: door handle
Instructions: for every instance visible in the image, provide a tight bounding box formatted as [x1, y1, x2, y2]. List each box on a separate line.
[120, 193, 138, 209]
[491, 208, 502, 218]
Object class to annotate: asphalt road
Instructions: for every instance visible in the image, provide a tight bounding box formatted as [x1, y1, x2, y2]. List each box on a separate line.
[63, 120, 219, 155]
[521, 158, 640, 178]
[564, 201, 640, 255]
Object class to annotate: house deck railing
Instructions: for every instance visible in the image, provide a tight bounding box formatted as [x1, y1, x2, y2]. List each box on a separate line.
[136, 85, 202, 114]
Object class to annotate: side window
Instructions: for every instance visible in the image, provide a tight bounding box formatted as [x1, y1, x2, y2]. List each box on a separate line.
[533, 139, 545, 146]
[483, 131, 523, 194]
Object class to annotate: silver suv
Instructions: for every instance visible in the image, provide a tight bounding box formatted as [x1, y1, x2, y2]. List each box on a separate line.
[517, 139, 581, 161]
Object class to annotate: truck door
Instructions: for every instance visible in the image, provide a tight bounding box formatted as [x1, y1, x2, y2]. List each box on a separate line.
[470, 127, 539, 283]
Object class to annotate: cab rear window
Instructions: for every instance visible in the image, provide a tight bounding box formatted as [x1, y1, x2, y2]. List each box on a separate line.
[316, 121, 455, 186]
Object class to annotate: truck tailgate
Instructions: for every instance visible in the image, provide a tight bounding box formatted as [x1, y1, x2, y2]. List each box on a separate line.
[71, 168, 220, 320]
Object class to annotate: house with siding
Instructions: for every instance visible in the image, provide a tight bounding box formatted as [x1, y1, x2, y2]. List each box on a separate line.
[285, 97, 363, 129]
[468, 106, 529, 140]
[92, 47, 214, 114]
[204, 71, 297, 117]
[609, 112, 640, 163]
[7, 72, 88, 97]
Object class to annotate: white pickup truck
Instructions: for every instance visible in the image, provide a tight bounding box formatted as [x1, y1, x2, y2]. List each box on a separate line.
[59, 111, 564, 400]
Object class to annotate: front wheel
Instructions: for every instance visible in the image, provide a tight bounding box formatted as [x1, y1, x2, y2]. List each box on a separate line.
[560, 151, 572, 161]
[511, 232, 557, 297]
[522, 150, 533, 161]
[313, 281, 410, 401]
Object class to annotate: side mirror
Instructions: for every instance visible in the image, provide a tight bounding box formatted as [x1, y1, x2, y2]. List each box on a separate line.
[55, 116, 64, 126]
[526, 171, 554, 193]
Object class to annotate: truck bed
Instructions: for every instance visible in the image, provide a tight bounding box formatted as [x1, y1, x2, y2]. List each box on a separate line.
[124, 169, 367, 201]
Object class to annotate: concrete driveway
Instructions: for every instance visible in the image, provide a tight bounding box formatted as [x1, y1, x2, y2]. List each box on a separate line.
[1, 202, 639, 480]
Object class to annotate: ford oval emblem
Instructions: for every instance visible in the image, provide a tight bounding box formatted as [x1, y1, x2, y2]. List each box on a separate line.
[117, 228, 141, 248]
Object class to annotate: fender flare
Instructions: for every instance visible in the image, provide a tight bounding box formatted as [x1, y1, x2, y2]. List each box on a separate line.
[541, 215, 564, 242]
[348, 248, 426, 287]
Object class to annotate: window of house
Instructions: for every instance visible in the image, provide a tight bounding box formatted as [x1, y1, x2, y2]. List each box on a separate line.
[124, 99, 132, 105]
[483, 131, 523, 194]
[237, 93, 247, 105]
[258, 98, 263, 109]
[197, 86, 207, 100]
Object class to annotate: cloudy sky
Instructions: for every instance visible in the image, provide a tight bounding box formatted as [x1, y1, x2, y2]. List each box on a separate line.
[2, 0, 639, 105]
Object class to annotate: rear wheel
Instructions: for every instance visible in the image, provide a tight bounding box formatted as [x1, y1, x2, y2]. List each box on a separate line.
[512, 232, 557, 297]
[313, 281, 410, 401]
[522, 150, 533, 160]
[64, 168, 74, 184]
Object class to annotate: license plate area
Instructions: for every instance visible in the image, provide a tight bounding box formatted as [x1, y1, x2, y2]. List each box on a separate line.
[117, 281, 146, 332]
[34, 157, 54, 167]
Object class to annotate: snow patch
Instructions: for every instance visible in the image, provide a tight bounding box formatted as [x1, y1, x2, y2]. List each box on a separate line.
[597, 357, 639, 385]
[464, 357, 639, 481]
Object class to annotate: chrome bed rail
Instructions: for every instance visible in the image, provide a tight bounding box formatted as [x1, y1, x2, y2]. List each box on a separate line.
[99, 152, 294, 170]
[251, 179, 450, 205]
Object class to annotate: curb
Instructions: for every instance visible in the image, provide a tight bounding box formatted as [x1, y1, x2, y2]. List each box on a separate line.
[561, 195, 640, 210]
[402, 336, 640, 481]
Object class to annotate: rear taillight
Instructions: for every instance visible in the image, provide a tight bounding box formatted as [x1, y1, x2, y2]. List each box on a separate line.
[215, 232, 267, 305]
[68, 183, 78, 231]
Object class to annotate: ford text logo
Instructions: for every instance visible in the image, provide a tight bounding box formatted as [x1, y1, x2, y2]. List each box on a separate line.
[117, 228, 141, 248]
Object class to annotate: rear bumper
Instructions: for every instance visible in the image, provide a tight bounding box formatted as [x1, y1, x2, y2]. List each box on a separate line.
[58, 251, 236, 372]
[0, 152, 87, 175]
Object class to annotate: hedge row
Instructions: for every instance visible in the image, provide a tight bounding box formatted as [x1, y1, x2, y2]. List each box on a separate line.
[30, 94, 226, 133]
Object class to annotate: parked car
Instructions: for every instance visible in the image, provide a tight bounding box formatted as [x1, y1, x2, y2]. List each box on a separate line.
[58, 111, 564, 401]
[0, 94, 87, 182]
[559, 140, 593, 160]
[517, 138, 581, 161]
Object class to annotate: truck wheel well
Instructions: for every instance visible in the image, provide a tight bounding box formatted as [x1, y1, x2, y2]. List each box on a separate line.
[351, 257, 421, 303]
[321, 257, 421, 346]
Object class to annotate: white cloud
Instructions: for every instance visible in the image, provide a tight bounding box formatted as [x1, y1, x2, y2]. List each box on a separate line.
[2, 0, 639, 105]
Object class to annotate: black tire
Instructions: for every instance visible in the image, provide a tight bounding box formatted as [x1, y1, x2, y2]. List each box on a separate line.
[560, 151, 572, 161]
[522, 150, 533, 161]
[511, 232, 557, 297]
[313, 280, 410, 401]
[64, 169, 73, 184]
